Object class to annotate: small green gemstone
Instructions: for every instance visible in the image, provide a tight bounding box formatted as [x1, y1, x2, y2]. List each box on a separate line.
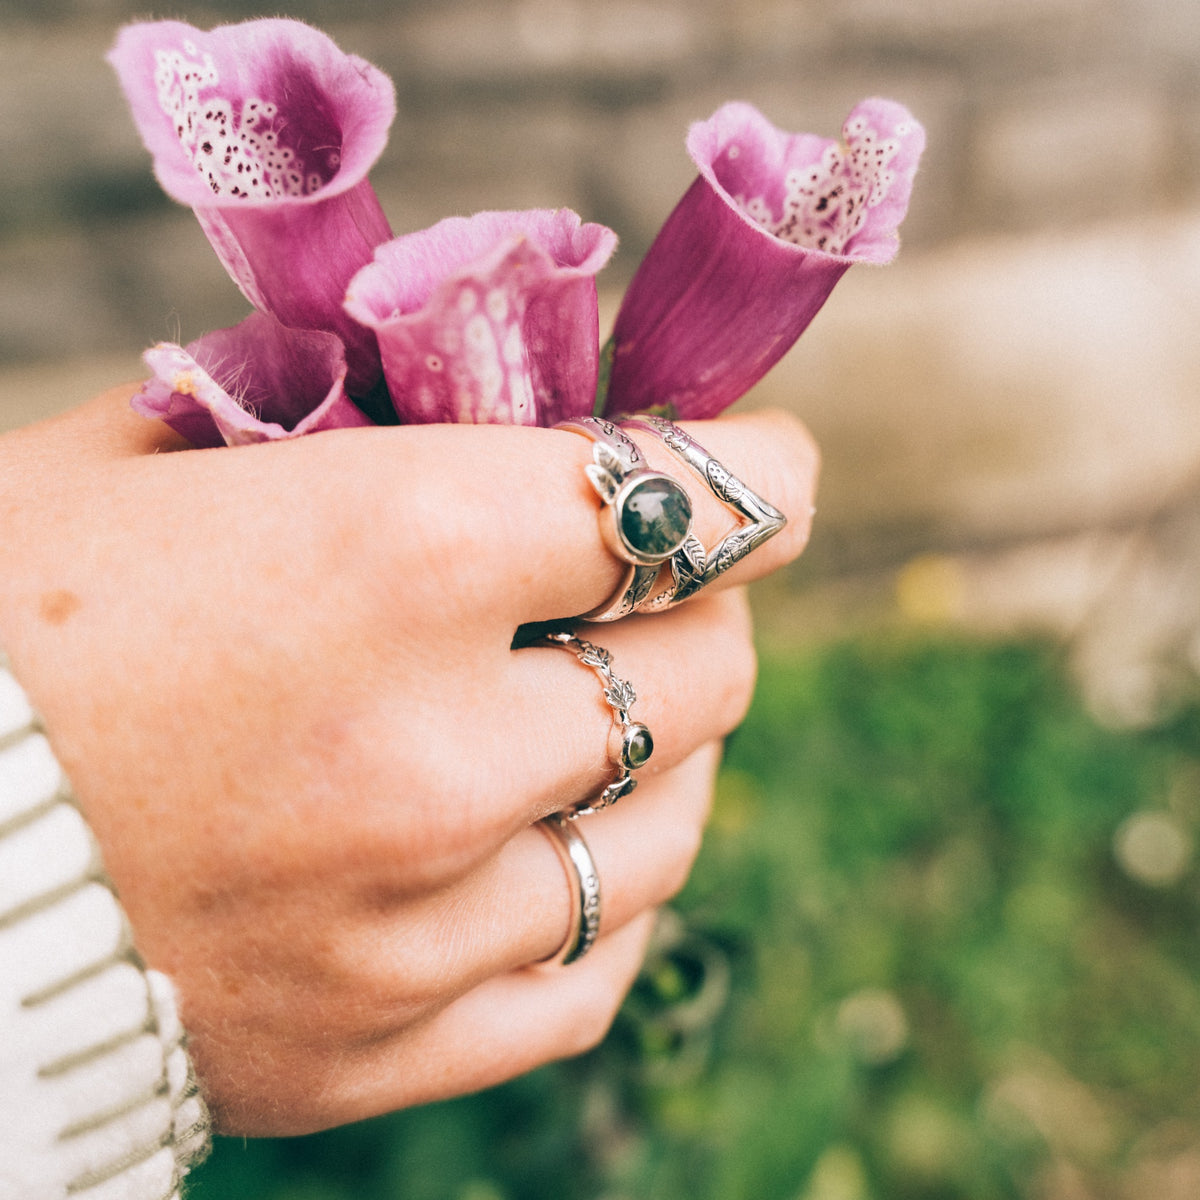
[619, 476, 692, 560]
[623, 724, 654, 769]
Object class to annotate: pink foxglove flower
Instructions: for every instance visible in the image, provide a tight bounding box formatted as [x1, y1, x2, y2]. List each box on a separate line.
[604, 99, 925, 419]
[135, 313, 370, 448]
[108, 19, 396, 394]
[345, 210, 617, 426]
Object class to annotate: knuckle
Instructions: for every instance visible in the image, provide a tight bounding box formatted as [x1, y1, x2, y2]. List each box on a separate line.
[338, 935, 451, 1033]
[723, 634, 759, 730]
[707, 595, 758, 731]
[737, 407, 821, 563]
[653, 818, 705, 903]
[368, 744, 516, 886]
[755, 407, 822, 487]
[562, 990, 624, 1057]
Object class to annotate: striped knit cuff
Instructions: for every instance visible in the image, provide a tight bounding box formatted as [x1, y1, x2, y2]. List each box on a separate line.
[0, 651, 212, 1199]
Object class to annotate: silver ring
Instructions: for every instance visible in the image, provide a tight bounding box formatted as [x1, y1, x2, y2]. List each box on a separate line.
[542, 630, 653, 816]
[619, 415, 786, 611]
[538, 813, 601, 965]
[556, 416, 695, 622]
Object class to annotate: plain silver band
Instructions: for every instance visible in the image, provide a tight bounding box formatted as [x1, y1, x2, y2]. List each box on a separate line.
[538, 814, 601, 965]
[619, 415, 787, 611]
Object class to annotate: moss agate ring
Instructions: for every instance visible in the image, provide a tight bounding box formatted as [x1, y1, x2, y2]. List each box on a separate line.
[541, 630, 653, 817]
[556, 417, 694, 621]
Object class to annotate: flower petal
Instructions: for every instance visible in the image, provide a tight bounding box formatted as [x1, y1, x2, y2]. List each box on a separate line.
[108, 19, 396, 394]
[135, 312, 371, 447]
[345, 209, 617, 426]
[604, 99, 925, 420]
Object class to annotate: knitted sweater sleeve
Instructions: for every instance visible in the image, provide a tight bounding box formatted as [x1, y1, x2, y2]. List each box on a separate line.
[0, 652, 212, 1200]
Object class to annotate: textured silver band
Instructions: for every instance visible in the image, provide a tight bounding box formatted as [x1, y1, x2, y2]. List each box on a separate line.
[556, 416, 694, 622]
[620, 415, 787, 611]
[538, 813, 602, 965]
[542, 630, 653, 816]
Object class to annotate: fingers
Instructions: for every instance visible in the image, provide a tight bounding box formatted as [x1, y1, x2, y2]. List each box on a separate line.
[272, 913, 659, 1134]
[319, 407, 817, 636]
[46, 392, 815, 638]
[513, 407, 820, 625]
[500, 587, 755, 824]
[356, 586, 752, 893]
[377, 911, 658, 1116]
[199, 746, 718, 1135]
[370, 742, 720, 999]
[527, 740, 720, 959]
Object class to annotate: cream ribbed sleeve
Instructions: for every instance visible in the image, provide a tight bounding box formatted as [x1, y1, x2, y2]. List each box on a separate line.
[0, 653, 211, 1200]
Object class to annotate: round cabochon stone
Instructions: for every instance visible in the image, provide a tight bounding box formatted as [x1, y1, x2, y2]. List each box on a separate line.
[619, 476, 692, 560]
[623, 723, 654, 769]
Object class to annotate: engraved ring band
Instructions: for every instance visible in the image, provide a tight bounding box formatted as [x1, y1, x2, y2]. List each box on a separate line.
[537, 813, 601, 966]
[618, 415, 787, 611]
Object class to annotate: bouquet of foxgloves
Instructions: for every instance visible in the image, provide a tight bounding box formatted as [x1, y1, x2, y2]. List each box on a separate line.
[108, 18, 924, 446]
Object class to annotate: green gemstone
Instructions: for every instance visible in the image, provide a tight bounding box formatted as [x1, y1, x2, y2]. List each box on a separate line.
[619, 476, 692, 560]
[623, 724, 654, 769]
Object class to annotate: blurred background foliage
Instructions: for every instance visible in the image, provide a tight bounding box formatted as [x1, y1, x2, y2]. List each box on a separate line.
[189, 634, 1200, 1199]
[4, 0, 1200, 1196]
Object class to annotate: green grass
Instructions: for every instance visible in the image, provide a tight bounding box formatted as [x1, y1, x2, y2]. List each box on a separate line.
[188, 635, 1200, 1199]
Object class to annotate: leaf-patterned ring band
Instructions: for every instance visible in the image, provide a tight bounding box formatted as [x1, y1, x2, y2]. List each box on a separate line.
[541, 630, 653, 817]
[618, 415, 787, 612]
[555, 416, 696, 622]
[537, 813, 602, 966]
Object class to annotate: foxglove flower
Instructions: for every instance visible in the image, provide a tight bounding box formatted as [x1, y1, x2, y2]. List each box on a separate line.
[345, 210, 617, 426]
[604, 99, 925, 419]
[135, 313, 370, 448]
[108, 19, 396, 394]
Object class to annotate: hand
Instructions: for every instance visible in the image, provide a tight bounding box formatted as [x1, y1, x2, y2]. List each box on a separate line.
[0, 387, 818, 1135]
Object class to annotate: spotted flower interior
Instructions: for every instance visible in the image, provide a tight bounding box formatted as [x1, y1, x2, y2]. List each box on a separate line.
[714, 104, 921, 258]
[155, 40, 342, 200]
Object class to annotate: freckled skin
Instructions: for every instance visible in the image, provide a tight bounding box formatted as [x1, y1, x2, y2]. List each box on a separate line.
[39, 590, 82, 626]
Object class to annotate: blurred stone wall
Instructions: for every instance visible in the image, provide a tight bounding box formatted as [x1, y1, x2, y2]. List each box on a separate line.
[2, 0, 1199, 617]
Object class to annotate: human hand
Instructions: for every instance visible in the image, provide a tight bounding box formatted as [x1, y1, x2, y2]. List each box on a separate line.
[0, 388, 817, 1135]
